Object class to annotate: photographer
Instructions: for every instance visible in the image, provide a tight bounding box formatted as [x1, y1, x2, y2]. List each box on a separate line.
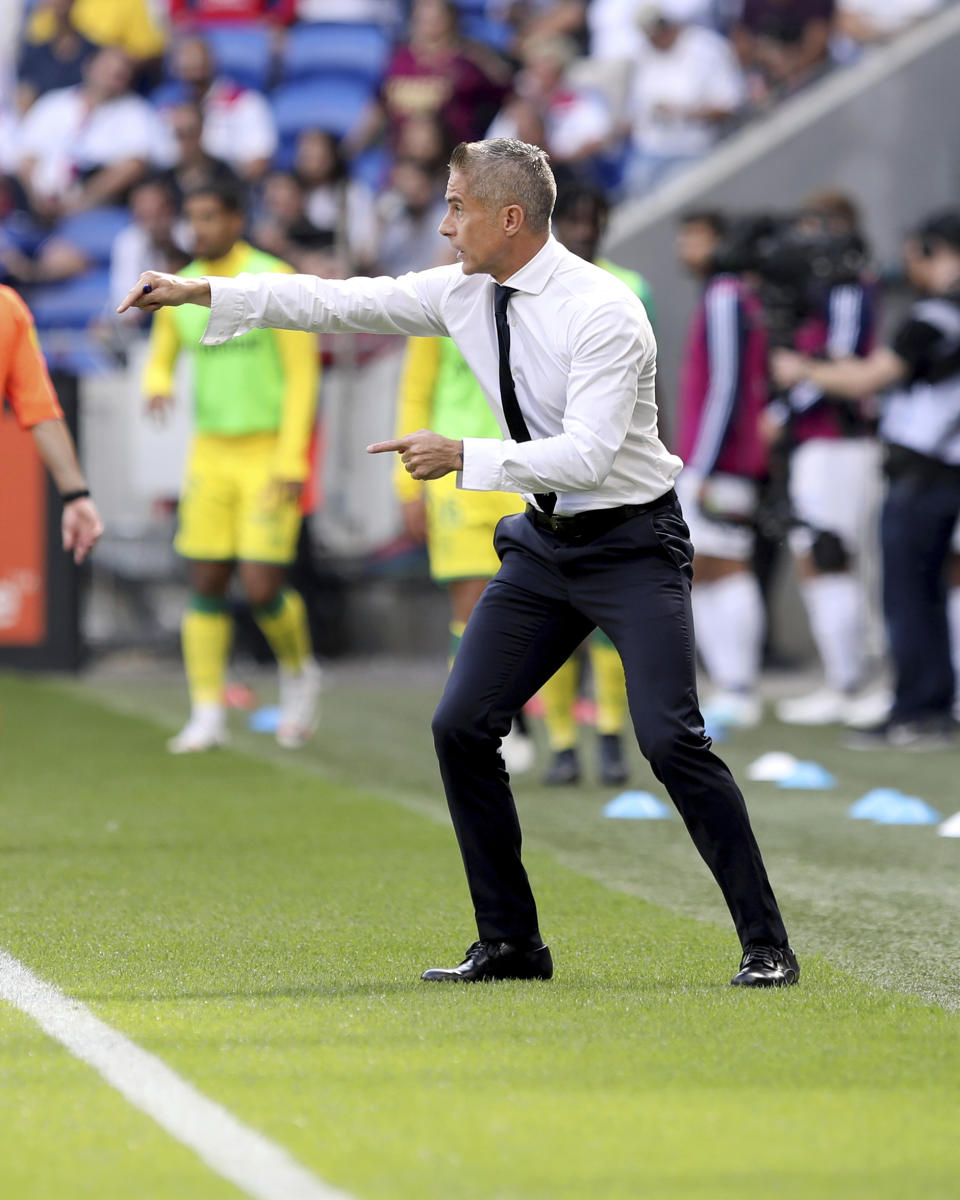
[773, 210, 960, 750]
[765, 192, 883, 727]
[674, 210, 770, 728]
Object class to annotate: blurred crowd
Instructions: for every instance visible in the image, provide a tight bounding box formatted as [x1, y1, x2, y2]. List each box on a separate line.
[0, 0, 950, 338]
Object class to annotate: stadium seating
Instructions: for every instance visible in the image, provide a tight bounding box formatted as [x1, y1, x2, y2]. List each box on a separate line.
[200, 23, 275, 92]
[54, 208, 131, 268]
[24, 270, 113, 329]
[271, 76, 375, 145]
[280, 23, 391, 87]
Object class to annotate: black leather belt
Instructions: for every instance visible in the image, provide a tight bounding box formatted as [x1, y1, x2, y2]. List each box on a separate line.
[525, 489, 676, 543]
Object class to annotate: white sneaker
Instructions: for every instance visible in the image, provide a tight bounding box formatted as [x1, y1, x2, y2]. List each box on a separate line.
[775, 687, 849, 725]
[939, 810, 960, 838]
[700, 690, 763, 729]
[500, 725, 536, 774]
[276, 660, 323, 749]
[167, 705, 228, 754]
[776, 685, 891, 727]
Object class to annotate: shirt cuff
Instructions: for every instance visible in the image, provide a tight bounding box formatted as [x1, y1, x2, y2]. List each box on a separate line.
[200, 277, 244, 346]
[458, 437, 507, 492]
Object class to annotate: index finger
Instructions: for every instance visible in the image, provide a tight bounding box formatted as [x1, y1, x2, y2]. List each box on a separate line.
[366, 439, 408, 454]
[116, 278, 153, 314]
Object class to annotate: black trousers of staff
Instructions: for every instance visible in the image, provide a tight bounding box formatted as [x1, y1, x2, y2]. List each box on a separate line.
[431, 492, 789, 949]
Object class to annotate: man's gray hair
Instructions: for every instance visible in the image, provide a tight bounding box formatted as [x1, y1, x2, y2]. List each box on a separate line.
[449, 139, 557, 233]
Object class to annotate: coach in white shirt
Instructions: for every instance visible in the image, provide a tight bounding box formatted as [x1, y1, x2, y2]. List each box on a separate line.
[118, 138, 797, 989]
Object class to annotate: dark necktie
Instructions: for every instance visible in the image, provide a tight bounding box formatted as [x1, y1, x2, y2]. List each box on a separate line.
[493, 284, 556, 515]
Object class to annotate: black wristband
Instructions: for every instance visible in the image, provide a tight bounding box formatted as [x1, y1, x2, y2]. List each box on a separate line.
[61, 488, 90, 504]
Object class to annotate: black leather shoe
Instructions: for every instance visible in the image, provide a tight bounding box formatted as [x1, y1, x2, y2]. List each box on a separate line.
[598, 733, 628, 785]
[731, 943, 800, 988]
[543, 748, 580, 786]
[421, 938, 553, 982]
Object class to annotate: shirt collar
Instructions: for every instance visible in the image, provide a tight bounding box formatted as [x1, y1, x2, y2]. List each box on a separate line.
[500, 235, 564, 296]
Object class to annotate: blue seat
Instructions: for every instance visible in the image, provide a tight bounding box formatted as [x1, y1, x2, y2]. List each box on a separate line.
[271, 77, 375, 143]
[280, 23, 391, 86]
[459, 13, 513, 52]
[54, 207, 130, 267]
[24, 270, 111, 330]
[202, 24, 274, 92]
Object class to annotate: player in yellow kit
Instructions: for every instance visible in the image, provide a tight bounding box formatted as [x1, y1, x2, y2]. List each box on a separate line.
[395, 332, 535, 773]
[143, 181, 321, 752]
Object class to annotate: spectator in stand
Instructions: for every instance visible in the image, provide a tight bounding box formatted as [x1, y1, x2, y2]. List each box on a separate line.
[492, 0, 588, 56]
[623, 6, 746, 195]
[487, 37, 614, 179]
[294, 130, 377, 276]
[589, 0, 719, 60]
[252, 171, 340, 277]
[158, 38, 278, 184]
[375, 158, 448, 276]
[674, 210, 770, 729]
[159, 102, 242, 209]
[348, 0, 510, 157]
[731, 0, 835, 105]
[769, 192, 884, 728]
[16, 0, 98, 115]
[168, 0, 296, 24]
[16, 46, 161, 223]
[833, 0, 942, 57]
[395, 112, 452, 182]
[110, 177, 189, 324]
[24, 0, 165, 66]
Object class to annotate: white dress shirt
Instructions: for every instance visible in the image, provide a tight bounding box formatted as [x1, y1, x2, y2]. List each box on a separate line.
[201, 235, 681, 514]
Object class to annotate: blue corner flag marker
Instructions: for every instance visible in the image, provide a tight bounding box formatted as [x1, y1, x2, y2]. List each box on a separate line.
[775, 760, 837, 790]
[603, 791, 671, 820]
[248, 705, 281, 733]
[850, 789, 941, 825]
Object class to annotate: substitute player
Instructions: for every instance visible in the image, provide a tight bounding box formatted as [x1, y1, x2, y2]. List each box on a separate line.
[395, 317, 535, 774]
[143, 182, 320, 753]
[1, 283, 103, 562]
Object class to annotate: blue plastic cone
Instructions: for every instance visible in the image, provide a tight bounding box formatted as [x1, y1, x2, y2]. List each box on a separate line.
[603, 791, 671, 820]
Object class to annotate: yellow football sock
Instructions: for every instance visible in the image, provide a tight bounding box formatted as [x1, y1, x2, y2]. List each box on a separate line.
[539, 657, 579, 752]
[182, 596, 232, 708]
[590, 636, 628, 736]
[448, 619, 467, 669]
[253, 589, 312, 673]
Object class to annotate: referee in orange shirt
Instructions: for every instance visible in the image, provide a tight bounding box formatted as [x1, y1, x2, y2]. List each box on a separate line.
[1, 284, 103, 563]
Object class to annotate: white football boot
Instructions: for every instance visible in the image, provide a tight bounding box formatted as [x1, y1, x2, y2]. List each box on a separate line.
[167, 705, 229, 754]
[700, 690, 763, 730]
[276, 659, 323, 749]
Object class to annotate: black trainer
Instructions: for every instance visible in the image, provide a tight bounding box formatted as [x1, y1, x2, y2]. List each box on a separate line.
[598, 733, 628, 785]
[543, 748, 580, 786]
[421, 937, 553, 982]
[731, 943, 800, 988]
[846, 716, 956, 752]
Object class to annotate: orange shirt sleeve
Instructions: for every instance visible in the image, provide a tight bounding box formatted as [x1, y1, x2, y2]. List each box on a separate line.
[0, 286, 63, 429]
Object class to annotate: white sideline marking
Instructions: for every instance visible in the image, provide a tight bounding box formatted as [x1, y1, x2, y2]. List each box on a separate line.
[0, 949, 352, 1200]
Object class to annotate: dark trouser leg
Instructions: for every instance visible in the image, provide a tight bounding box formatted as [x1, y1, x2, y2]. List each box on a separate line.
[882, 477, 960, 722]
[432, 518, 593, 941]
[570, 503, 788, 948]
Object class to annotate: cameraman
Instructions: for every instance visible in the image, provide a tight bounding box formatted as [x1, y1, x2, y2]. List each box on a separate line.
[769, 192, 883, 727]
[773, 210, 960, 749]
[675, 210, 769, 728]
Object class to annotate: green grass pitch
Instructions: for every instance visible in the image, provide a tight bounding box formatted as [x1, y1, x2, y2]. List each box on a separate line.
[1, 669, 959, 1199]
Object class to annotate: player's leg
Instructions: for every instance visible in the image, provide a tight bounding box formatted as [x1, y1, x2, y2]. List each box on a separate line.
[589, 630, 629, 785]
[537, 656, 581, 785]
[237, 443, 320, 749]
[170, 436, 237, 754]
[778, 439, 881, 725]
[676, 473, 763, 729]
[430, 514, 594, 950]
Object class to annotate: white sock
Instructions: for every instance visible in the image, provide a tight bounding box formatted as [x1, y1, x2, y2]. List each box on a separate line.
[692, 572, 764, 693]
[801, 573, 865, 693]
[947, 587, 960, 696]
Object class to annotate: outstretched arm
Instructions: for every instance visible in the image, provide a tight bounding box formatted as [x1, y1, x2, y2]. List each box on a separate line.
[118, 267, 453, 343]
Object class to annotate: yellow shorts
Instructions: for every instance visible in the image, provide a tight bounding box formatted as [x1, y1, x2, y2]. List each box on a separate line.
[425, 472, 525, 583]
[175, 433, 302, 564]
